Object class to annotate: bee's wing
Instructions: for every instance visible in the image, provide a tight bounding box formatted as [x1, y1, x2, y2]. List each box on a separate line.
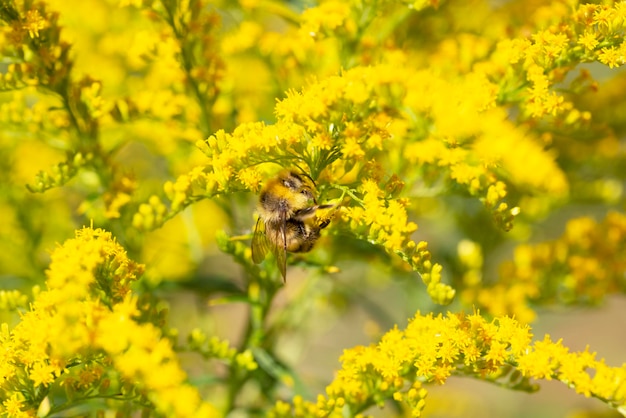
[251, 217, 269, 264]
[267, 212, 288, 282]
[275, 228, 287, 282]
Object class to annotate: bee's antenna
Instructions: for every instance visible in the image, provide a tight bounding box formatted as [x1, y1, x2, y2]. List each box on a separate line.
[286, 163, 318, 187]
[300, 171, 317, 187]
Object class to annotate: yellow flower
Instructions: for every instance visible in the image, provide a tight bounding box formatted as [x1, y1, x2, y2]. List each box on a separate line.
[532, 30, 569, 61]
[311, 132, 333, 150]
[597, 46, 624, 69]
[274, 311, 626, 416]
[3, 393, 26, 416]
[29, 361, 58, 387]
[593, 6, 614, 29]
[0, 227, 218, 416]
[496, 316, 532, 357]
[23, 10, 46, 38]
[301, 1, 354, 37]
[341, 137, 365, 158]
[472, 212, 626, 322]
[237, 166, 264, 192]
[558, 349, 595, 397]
[578, 30, 599, 51]
[485, 340, 507, 365]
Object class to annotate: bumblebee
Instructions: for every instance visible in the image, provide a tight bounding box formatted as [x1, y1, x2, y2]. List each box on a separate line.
[251, 170, 333, 282]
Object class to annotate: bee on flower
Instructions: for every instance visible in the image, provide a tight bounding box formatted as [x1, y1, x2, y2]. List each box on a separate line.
[251, 169, 336, 282]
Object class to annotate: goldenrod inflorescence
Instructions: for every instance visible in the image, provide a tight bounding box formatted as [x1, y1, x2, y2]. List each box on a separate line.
[1, 0, 626, 416]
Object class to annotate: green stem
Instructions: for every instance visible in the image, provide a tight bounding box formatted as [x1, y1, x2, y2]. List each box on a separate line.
[223, 278, 279, 414]
[331, 185, 362, 205]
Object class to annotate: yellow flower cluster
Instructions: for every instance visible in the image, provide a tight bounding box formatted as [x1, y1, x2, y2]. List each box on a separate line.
[403, 70, 567, 230]
[482, 2, 626, 119]
[118, 0, 225, 136]
[217, 0, 442, 125]
[467, 211, 626, 323]
[517, 334, 626, 406]
[344, 179, 455, 305]
[301, 2, 355, 39]
[0, 1, 153, 229]
[133, 63, 468, 301]
[0, 227, 218, 417]
[270, 311, 626, 417]
[3, 0, 626, 415]
[22, 10, 46, 38]
[133, 52, 588, 304]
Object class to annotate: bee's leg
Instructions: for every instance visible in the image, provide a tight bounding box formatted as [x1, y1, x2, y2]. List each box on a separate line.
[293, 206, 317, 220]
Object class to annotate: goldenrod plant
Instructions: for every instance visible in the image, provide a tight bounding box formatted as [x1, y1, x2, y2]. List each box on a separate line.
[1, 0, 625, 416]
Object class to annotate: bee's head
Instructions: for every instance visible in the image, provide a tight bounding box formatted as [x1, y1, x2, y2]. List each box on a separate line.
[279, 170, 317, 205]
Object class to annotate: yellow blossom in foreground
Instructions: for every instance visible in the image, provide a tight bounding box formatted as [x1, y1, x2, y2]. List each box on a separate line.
[4, 0, 626, 417]
[0, 227, 218, 417]
[270, 312, 626, 417]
